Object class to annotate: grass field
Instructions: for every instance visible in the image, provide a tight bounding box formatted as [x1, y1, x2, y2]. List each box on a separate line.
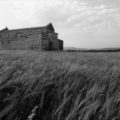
[0, 50, 120, 120]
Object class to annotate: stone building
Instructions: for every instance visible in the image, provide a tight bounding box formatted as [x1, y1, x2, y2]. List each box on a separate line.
[0, 23, 63, 50]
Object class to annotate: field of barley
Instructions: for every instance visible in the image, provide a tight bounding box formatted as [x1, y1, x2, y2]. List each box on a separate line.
[0, 50, 120, 120]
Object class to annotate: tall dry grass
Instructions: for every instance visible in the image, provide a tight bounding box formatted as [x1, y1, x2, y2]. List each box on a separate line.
[0, 50, 120, 120]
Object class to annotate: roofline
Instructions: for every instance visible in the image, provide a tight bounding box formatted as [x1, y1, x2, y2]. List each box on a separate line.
[58, 39, 63, 41]
[0, 23, 54, 32]
[8, 26, 47, 32]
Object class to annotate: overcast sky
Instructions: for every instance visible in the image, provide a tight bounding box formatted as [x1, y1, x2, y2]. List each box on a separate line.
[0, 0, 120, 48]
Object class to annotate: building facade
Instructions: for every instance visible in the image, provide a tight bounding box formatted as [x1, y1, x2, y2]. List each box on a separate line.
[0, 23, 63, 50]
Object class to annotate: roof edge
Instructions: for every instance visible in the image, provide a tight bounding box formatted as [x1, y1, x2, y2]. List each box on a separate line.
[2, 23, 54, 32]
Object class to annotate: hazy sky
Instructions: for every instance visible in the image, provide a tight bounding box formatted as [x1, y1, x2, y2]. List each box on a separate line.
[0, 0, 120, 48]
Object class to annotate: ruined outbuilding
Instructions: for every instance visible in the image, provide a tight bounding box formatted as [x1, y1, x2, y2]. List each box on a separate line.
[0, 23, 63, 50]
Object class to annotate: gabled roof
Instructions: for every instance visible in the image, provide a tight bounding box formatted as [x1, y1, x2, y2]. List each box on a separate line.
[0, 23, 55, 33]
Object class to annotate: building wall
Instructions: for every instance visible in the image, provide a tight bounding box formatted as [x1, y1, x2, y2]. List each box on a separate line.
[0, 29, 43, 50]
[7, 34, 42, 50]
[48, 32, 59, 50]
[41, 31, 50, 50]
[58, 40, 63, 50]
[0, 26, 63, 50]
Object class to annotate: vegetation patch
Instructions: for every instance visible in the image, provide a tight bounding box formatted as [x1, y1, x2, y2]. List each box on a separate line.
[0, 50, 120, 120]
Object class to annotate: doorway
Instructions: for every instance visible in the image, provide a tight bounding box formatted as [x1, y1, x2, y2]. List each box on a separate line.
[49, 41, 53, 50]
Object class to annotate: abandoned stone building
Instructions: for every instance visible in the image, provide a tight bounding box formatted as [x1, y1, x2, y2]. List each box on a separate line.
[0, 23, 63, 50]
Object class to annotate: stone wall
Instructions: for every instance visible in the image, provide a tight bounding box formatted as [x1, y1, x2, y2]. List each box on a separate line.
[48, 32, 59, 50]
[0, 28, 43, 50]
[0, 24, 63, 50]
[58, 39, 63, 50]
[41, 31, 50, 50]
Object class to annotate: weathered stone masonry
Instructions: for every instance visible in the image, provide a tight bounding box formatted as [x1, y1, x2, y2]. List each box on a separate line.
[0, 23, 63, 50]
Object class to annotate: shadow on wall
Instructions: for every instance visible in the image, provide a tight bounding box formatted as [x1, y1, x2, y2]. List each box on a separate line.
[49, 41, 53, 50]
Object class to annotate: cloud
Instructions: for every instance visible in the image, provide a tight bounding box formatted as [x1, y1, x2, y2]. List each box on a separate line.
[0, 0, 119, 30]
[64, 4, 120, 29]
[0, 0, 120, 48]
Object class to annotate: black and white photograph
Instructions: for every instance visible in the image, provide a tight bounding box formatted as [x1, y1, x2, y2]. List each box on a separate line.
[0, 0, 120, 120]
